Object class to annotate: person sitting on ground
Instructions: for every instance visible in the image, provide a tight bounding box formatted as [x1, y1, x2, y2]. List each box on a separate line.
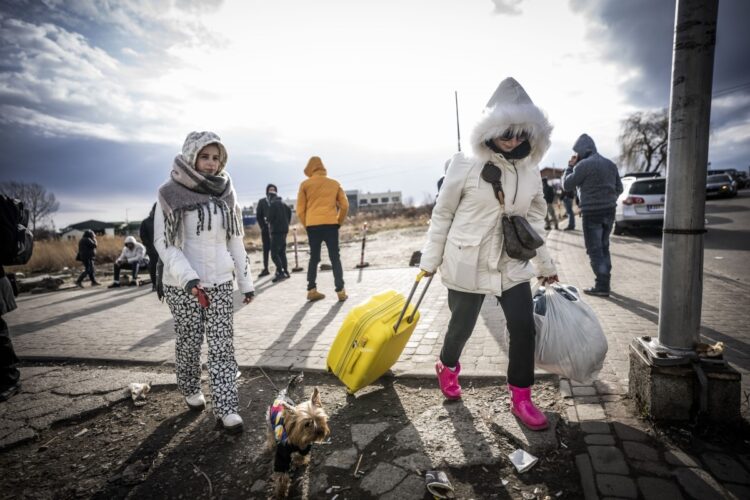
[267, 189, 292, 283]
[75, 229, 100, 287]
[108, 235, 150, 288]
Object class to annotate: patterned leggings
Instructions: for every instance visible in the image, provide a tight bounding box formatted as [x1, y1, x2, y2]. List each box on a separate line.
[164, 281, 239, 418]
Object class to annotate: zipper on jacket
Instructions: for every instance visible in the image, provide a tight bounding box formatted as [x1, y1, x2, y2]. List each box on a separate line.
[335, 295, 402, 375]
[510, 161, 519, 205]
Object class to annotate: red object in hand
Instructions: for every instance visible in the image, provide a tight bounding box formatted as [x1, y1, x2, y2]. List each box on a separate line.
[196, 288, 210, 308]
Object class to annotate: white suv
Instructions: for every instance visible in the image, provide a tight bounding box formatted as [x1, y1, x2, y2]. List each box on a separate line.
[614, 176, 666, 235]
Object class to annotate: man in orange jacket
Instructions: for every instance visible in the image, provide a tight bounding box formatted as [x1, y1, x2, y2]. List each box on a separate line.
[296, 156, 349, 302]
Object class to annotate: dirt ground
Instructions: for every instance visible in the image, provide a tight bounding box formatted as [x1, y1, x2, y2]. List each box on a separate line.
[0, 364, 584, 500]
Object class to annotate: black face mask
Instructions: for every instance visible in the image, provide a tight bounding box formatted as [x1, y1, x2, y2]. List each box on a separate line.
[485, 139, 532, 160]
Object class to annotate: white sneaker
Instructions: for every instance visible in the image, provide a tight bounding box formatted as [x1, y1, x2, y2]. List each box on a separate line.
[185, 392, 206, 411]
[221, 413, 243, 433]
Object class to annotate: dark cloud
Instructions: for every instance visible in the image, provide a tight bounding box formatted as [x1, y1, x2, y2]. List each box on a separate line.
[570, 0, 750, 171]
[0, 0, 223, 142]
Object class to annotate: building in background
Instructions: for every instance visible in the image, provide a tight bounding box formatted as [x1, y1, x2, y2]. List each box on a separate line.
[60, 220, 117, 240]
[350, 190, 402, 214]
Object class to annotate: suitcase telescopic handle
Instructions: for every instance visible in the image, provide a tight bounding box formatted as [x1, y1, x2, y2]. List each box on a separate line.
[394, 271, 433, 332]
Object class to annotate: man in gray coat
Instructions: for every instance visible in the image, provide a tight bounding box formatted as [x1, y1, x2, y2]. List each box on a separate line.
[562, 134, 623, 296]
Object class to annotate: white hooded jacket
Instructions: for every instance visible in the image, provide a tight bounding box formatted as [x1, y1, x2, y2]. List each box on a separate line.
[154, 132, 254, 294]
[118, 236, 148, 264]
[420, 78, 557, 295]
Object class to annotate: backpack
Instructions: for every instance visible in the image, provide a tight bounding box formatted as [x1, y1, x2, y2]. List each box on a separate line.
[0, 195, 34, 266]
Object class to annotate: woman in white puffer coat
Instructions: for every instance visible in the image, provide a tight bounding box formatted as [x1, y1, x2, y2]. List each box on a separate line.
[420, 77, 558, 430]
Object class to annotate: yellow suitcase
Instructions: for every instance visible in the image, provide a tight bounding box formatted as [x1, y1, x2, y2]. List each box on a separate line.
[327, 272, 433, 393]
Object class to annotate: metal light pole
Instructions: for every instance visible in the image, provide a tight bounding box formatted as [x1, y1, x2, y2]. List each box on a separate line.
[657, 0, 718, 353]
[629, 0, 740, 423]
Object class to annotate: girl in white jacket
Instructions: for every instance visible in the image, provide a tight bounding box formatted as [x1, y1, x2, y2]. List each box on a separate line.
[420, 78, 558, 431]
[155, 131, 254, 433]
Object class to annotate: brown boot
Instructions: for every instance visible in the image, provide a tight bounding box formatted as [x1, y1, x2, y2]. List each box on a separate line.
[307, 288, 325, 301]
[336, 289, 348, 302]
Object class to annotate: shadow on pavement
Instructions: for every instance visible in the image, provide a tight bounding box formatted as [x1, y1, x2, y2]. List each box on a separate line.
[11, 290, 145, 336]
[607, 291, 750, 372]
[128, 318, 175, 351]
[31, 287, 112, 309]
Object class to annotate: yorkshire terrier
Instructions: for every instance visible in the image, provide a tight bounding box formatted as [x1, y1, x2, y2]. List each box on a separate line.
[266, 374, 330, 499]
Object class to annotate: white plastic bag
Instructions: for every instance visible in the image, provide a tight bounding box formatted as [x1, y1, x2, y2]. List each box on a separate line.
[500, 284, 607, 384]
[533, 284, 607, 383]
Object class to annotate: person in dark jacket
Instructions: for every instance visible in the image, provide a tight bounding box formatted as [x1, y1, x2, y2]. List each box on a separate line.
[139, 203, 160, 291]
[542, 178, 558, 230]
[562, 134, 623, 296]
[75, 229, 100, 287]
[267, 191, 292, 282]
[561, 155, 578, 231]
[0, 195, 25, 401]
[255, 184, 277, 278]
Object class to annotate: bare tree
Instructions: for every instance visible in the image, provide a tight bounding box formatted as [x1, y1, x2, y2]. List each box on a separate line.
[0, 181, 60, 232]
[619, 109, 669, 173]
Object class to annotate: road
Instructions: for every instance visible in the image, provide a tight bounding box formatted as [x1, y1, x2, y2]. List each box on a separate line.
[631, 188, 750, 283]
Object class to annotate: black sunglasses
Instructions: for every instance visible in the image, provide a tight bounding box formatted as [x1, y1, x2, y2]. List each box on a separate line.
[481, 163, 505, 204]
[498, 129, 529, 142]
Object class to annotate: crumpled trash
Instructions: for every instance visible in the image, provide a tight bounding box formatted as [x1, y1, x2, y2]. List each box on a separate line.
[129, 382, 151, 406]
[696, 341, 724, 358]
[508, 449, 538, 473]
[425, 470, 455, 498]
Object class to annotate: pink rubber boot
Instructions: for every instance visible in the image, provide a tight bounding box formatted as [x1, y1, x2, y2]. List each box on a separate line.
[435, 360, 462, 400]
[508, 384, 548, 430]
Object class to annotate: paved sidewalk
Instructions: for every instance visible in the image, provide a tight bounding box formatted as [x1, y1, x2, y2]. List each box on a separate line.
[8, 226, 749, 394]
[8, 266, 522, 377]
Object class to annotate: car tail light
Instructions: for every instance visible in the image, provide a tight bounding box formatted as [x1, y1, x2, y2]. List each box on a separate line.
[622, 196, 645, 205]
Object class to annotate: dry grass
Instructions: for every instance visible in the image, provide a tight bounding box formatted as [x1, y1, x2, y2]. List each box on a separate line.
[11, 209, 432, 275]
[242, 208, 432, 250]
[7, 237, 126, 275]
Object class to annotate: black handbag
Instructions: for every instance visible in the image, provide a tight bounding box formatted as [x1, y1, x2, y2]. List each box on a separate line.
[502, 215, 544, 261]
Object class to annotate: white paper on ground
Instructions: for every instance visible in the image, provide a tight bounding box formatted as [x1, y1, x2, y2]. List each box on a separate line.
[508, 449, 538, 473]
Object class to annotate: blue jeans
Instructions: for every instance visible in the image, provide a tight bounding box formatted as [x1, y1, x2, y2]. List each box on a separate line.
[563, 197, 575, 229]
[582, 208, 615, 291]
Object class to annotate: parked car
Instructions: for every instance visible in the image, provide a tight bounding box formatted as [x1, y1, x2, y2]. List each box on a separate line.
[614, 176, 666, 235]
[705, 174, 737, 198]
[621, 171, 662, 179]
[708, 168, 746, 189]
[735, 171, 748, 189]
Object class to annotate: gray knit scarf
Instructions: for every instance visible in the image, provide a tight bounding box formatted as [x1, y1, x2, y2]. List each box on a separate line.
[158, 155, 244, 248]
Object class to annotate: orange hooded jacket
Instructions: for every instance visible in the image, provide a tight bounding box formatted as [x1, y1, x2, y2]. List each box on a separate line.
[296, 157, 349, 228]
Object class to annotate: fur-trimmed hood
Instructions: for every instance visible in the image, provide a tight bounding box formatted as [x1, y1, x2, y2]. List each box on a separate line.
[470, 77, 552, 166]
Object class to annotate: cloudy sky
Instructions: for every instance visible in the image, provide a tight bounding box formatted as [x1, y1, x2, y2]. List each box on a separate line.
[1, 0, 748, 227]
